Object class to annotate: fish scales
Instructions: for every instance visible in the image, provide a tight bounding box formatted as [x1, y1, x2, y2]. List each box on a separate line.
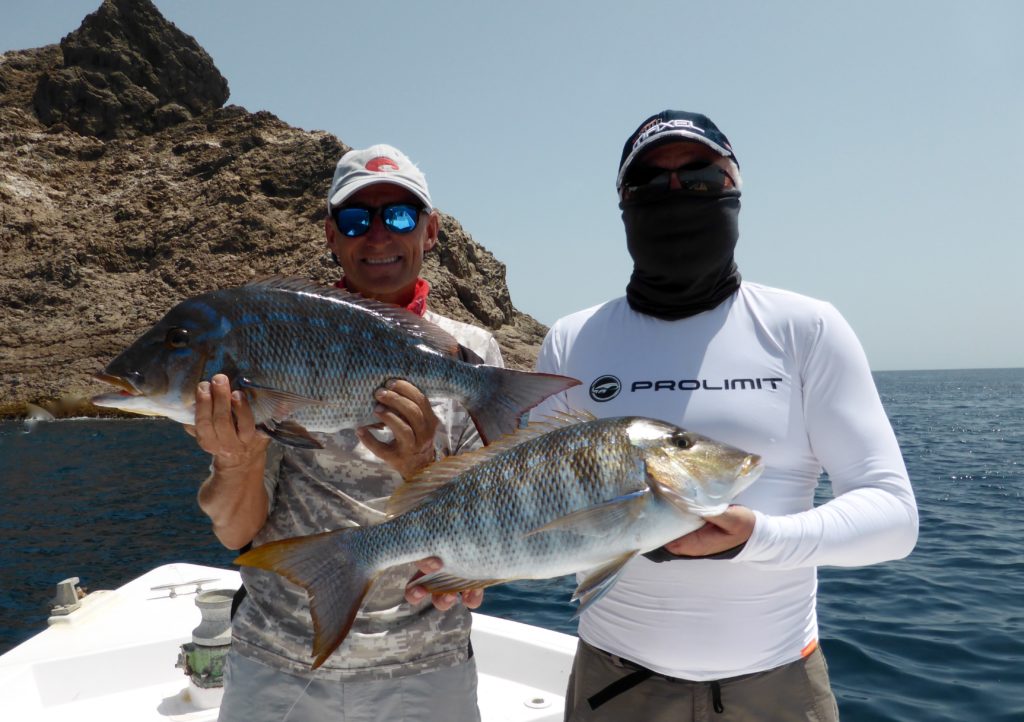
[402, 426, 624, 576]
[236, 413, 762, 668]
[406, 419, 644, 573]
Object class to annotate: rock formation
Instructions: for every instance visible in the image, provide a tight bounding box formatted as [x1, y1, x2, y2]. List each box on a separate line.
[0, 0, 549, 418]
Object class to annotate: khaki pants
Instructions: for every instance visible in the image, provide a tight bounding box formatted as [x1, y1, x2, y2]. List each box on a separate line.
[565, 640, 839, 722]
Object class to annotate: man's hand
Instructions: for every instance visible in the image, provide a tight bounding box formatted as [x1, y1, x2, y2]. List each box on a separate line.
[662, 505, 756, 557]
[404, 557, 484, 611]
[184, 373, 269, 468]
[357, 379, 439, 479]
[187, 374, 271, 550]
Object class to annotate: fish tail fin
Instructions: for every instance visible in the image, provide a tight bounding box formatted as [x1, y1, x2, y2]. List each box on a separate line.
[235, 529, 375, 669]
[465, 368, 580, 444]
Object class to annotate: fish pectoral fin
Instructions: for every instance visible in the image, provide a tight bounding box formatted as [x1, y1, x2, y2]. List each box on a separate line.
[572, 550, 639, 617]
[412, 572, 506, 594]
[239, 378, 327, 420]
[257, 420, 323, 449]
[523, 490, 649, 539]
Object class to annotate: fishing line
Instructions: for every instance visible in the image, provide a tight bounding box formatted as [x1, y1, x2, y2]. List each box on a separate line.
[281, 672, 318, 722]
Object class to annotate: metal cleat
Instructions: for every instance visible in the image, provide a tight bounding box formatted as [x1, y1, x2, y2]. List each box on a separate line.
[149, 578, 220, 598]
[50, 577, 83, 616]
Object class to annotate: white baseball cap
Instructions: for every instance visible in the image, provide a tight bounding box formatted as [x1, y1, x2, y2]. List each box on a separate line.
[327, 144, 432, 210]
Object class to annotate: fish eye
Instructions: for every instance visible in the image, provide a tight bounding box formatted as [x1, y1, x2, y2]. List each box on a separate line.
[671, 433, 692, 450]
[165, 327, 190, 349]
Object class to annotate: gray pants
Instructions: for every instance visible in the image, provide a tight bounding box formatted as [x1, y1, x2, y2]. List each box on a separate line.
[565, 640, 839, 722]
[219, 650, 481, 722]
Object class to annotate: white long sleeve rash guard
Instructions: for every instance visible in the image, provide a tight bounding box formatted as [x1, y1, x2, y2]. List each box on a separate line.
[532, 283, 918, 680]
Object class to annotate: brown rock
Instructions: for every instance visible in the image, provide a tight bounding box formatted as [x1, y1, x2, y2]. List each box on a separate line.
[32, 0, 229, 139]
[0, 2, 548, 419]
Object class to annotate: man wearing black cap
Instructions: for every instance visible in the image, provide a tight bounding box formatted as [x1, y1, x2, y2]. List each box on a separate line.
[532, 111, 919, 720]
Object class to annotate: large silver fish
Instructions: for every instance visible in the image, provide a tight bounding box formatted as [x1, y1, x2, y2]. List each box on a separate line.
[91, 277, 579, 447]
[237, 412, 762, 668]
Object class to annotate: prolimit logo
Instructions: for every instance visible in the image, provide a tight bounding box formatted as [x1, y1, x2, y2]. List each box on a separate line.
[589, 375, 622, 402]
[631, 378, 783, 392]
[589, 374, 783, 401]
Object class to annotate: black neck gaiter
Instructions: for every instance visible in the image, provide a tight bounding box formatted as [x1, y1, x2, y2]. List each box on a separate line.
[621, 189, 742, 320]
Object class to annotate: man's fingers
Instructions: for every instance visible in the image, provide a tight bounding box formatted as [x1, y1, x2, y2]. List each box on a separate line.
[377, 380, 438, 439]
[402, 557, 479, 610]
[372, 405, 417, 449]
[356, 427, 393, 460]
[386, 379, 434, 416]
[662, 506, 755, 557]
[373, 389, 426, 441]
[462, 588, 484, 609]
[431, 593, 459, 611]
[209, 375, 236, 435]
[415, 557, 443, 575]
[230, 390, 261, 444]
[664, 524, 723, 556]
[405, 581, 427, 605]
[192, 381, 217, 451]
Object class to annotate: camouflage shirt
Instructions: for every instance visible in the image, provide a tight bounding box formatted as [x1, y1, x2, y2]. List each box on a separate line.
[230, 310, 504, 682]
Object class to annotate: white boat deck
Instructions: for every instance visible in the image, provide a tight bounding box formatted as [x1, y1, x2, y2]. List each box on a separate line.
[0, 563, 577, 722]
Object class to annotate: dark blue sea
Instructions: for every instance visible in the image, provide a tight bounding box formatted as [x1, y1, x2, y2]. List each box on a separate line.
[1, 368, 1022, 720]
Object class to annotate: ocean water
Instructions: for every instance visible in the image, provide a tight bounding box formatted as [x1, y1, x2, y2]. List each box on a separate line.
[1, 368, 1022, 720]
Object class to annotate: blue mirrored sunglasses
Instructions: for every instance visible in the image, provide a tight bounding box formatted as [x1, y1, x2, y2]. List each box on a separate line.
[332, 203, 425, 237]
[623, 160, 736, 195]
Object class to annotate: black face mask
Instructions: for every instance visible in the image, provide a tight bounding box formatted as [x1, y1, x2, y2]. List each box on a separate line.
[621, 188, 742, 320]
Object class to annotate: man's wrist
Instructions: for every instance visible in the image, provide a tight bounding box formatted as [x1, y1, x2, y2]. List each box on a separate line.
[212, 451, 262, 476]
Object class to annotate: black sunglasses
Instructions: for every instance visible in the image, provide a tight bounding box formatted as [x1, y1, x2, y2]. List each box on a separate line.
[332, 203, 425, 237]
[623, 160, 736, 195]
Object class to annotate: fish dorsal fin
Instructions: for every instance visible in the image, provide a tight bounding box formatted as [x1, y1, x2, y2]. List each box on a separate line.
[244, 276, 461, 357]
[532, 409, 598, 426]
[386, 409, 598, 517]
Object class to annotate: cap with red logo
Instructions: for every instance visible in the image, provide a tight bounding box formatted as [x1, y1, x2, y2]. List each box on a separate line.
[327, 144, 433, 210]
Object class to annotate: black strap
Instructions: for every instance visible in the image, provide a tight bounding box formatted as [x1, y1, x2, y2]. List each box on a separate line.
[230, 584, 248, 619]
[587, 668, 655, 710]
[230, 543, 252, 620]
[585, 645, 728, 713]
[642, 541, 748, 563]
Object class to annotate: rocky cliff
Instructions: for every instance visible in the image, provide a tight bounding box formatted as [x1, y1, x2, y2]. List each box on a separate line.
[0, 0, 548, 418]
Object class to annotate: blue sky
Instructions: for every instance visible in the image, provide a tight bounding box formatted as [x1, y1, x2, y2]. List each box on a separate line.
[4, 0, 1022, 371]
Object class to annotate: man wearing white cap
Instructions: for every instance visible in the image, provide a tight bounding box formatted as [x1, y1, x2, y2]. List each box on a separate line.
[532, 111, 919, 720]
[190, 144, 499, 721]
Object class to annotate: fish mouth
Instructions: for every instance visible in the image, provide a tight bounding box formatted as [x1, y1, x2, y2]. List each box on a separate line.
[93, 372, 141, 396]
[729, 454, 764, 497]
[740, 454, 762, 479]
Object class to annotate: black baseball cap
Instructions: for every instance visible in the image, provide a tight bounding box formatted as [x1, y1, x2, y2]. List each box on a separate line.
[617, 110, 738, 190]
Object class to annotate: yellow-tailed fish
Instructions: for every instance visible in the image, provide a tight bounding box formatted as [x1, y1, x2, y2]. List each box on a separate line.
[236, 412, 762, 669]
